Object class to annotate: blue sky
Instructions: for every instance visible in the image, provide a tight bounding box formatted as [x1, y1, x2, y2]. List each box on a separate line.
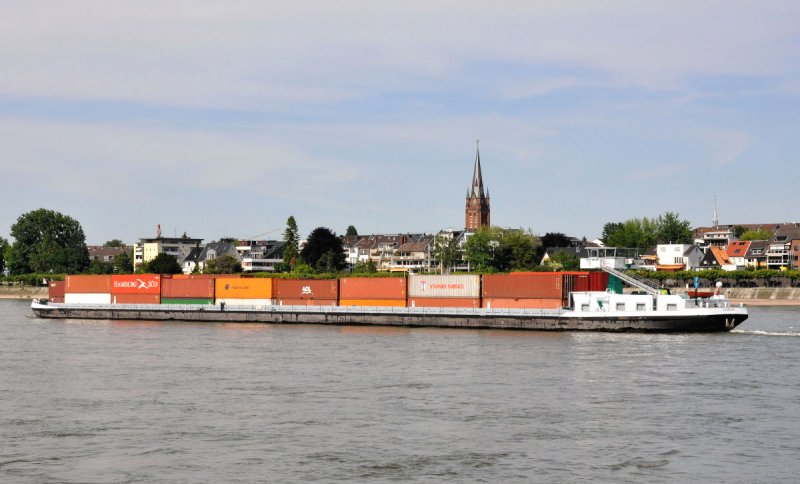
[2, 2, 799, 244]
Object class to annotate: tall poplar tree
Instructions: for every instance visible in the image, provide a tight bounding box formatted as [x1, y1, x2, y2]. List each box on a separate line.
[283, 216, 300, 269]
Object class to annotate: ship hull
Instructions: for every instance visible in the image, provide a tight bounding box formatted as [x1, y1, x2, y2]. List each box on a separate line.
[30, 302, 748, 333]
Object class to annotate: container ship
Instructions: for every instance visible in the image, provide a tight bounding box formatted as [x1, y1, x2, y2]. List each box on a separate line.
[32, 270, 748, 332]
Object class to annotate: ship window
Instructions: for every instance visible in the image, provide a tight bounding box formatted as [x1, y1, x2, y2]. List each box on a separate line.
[636, 303, 646, 311]
[667, 304, 677, 311]
[616, 303, 625, 311]
[581, 304, 589, 311]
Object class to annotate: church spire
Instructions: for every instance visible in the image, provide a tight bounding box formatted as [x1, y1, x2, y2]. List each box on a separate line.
[465, 139, 490, 230]
[471, 139, 485, 199]
[712, 195, 719, 228]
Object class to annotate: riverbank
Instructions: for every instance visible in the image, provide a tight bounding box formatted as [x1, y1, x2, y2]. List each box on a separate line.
[672, 287, 800, 306]
[0, 286, 48, 299]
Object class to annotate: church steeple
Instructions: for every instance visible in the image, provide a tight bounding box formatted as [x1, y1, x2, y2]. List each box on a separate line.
[465, 140, 490, 230]
[471, 142, 485, 199]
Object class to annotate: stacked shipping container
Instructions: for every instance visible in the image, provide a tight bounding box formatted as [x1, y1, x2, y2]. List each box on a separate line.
[339, 277, 406, 307]
[161, 276, 215, 305]
[482, 273, 565, 309]
[274, 279, 338, 306]
[48, 280, 65, 303]
[55, 271, 612, 309]
[64, 275, 112, 304]
[407, 275, 481, 308]
[215, 278, 273, 306]
[111, 274, 161, 304]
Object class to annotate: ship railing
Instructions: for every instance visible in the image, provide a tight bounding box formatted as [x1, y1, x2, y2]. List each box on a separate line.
[599, 262, 662, 296]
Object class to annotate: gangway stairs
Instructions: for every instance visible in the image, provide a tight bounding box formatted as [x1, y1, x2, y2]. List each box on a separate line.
[600, 263, 662, 296]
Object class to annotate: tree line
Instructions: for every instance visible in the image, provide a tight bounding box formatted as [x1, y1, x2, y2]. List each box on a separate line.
[2, 207, 699, 279]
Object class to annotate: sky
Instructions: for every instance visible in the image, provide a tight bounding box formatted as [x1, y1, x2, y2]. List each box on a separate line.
[2, 1, 800, 245]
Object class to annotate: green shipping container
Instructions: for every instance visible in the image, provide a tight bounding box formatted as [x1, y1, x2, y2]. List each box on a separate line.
[607, 274, 624, 294]
[160, 298, 214, 305]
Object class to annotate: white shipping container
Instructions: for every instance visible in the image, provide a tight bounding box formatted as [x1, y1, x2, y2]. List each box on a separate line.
[64, 293, 112, 305]
[215, 298, 275, 307]
[408, 275, 480, 298]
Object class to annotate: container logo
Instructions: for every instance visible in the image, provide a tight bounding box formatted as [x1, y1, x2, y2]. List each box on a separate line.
[301, 286, 313, 295]
[419, 280, 465, 291]
[113, 279, 159, 290]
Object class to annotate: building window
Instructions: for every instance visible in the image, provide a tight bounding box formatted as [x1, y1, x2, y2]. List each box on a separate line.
[636, 303, 646, 311]
[581, 304, 589, 311]
[667, 304, 677, 311]
[616, 303, 625, 311]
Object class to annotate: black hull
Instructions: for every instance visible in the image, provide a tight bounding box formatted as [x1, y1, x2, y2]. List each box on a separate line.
[31, 305, 747, 333]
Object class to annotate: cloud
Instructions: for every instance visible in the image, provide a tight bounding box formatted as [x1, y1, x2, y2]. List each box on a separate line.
[707, 130, 752, 166]
[2, 2, 799, 110]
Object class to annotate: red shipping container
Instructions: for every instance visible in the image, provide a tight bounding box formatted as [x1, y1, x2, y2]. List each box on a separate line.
[407, 297, 480, 308]
[274, 279, 338, 300]
[161, 278, 215, 299]
[561, 272, 590, 292]
[49, 281, 65, 299]
[111, 275, 161, 295]
[276, 298, 338, 306]
[482, 298, 563, 309]
[112, 294, 161, 304]
[339, 277, 406, 300]
[483, 273, 563, 299]
[589, 272, 609, 292]
[65, 275, 111, 294]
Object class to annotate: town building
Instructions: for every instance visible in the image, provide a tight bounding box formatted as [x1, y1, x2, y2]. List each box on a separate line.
[132, 226, 203, 271]
[465, 143, 490, 230]
[88, 246, 130, 268]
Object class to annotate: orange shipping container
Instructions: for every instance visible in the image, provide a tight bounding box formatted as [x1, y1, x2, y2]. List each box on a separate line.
[162, 278, 215, 299]
[112, 294, 161, 304]
[49, 281, 65, 298]
[482, 298, 563, 309]
[65, 275, 111, 294]
[274, 279, 338, 300]
[215, 277, 273, 299]
[482, 273, 563, 299]
[339, 299, 406, 307]
[276, 298, 337, 306]
[111, 275, 161, 295]
[339, 277, 406, 300]
[408, 297, 481, 308]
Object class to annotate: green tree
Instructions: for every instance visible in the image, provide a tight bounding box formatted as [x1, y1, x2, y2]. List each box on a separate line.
[739, 228, 772, 241]
[601, 222, 624, 244]
[604, 217, 658, 249]
[352, 259, 377, 274]
[731, 225, 747, 239]
[114, 251, 133, 274]
[9, 208, 90, 274]
[282, 216, 300, 270]
[0, 236, 8, 274]
[544, 251, 581, 270]
[204, 254, 243, 274]
[346, 225, 358, 236]
[430, 235, 459, 274]
[300, 227, 346, 272]
[656, 212, 692, 244]
[104, 239, 125, 248]
[464, 227, 498, 272]
[536, 232, 572, 260]
[144, 253, 182, 274]
[495, 229, 539, 271]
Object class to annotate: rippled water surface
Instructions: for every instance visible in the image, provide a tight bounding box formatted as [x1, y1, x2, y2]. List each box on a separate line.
[2, 300, 800, 482]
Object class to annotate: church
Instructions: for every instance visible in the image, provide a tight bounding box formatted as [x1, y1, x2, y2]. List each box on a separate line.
[465, 143, 490, 230]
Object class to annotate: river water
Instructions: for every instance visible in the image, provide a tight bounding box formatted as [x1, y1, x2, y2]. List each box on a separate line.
[1, 300, 799, 483]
